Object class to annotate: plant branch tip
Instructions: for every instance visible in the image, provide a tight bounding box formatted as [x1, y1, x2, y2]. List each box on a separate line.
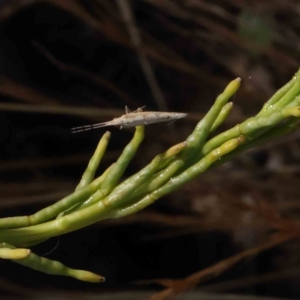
[89, 276, 105, 283]
[0, 248, 31, 260]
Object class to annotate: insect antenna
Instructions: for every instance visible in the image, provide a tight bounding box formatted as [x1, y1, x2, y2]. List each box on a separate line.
[71, 122, 110, 133]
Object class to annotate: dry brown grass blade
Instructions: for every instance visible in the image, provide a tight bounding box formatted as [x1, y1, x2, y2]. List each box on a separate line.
[46, 0, 131, 47]
[90, 0, 200, 79]
[0, 0, 202, 77]
[0, 153, 91, 172]
[0, 0, 37, 20]
[204, 266, 300, 292]
[0, 150, 120, 172]
[146, 0, 298, 67]
[253, 194, 288, 228]
[32, 41, 139, 107]
[0, 100, 215, 127]
[0, 278, 32, 296]
[0, 75, 115, 121]
[0, 101, 124, 120]
[142, 233, 296, 300]
[136, 188, 300, 300]
[117, 0, 168, 111]
[0, 76, 59, 105]
[100, 211, 206, 229]
[0, 191, 72, 209]
[0, 0, 129, 47]
[137, 187, 296, 242]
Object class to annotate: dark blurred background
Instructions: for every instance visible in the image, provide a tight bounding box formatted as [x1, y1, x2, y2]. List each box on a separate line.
[0, 0, 300, 299]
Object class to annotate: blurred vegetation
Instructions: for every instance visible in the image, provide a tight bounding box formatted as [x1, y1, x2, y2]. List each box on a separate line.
[0, 0, 300, 299]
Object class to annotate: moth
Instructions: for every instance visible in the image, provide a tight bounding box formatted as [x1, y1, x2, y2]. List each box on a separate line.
[71, 106, 187, 133]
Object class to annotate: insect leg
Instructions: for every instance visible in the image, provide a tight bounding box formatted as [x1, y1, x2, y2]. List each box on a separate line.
[136, 105, 146, 112]
[130, 105, 146, 113]
[125, 106, 130, 114]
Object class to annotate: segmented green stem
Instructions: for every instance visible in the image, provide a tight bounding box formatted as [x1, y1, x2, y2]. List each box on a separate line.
[0, 133, 111, 229]
[212, 118, 299, 169]
[202, 104, 300, 156]
[271, 79, 300, 111]
[210, 102, 233, 133]
[258, 69, 300, 114]
[74, 141, 186, 211]
[113, 136, 245, 218]
[75, 132, 111, 190]
[0, 137, 244, 245]
[61, 163, 115, 216]
[184, 78, 240, 154]
[1, 71, 300, 282]
[2, 243, 104, 282]
[0, 243, 30, 259]
[138, 79, 240, 191]
[0, 144, 188, 244]
[68, 126, 146, 212]
[0, 175, 105, 229]
[98, 126, 144, 196]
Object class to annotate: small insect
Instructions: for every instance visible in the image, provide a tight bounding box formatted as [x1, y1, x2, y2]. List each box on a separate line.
[71, 106, 187, 133]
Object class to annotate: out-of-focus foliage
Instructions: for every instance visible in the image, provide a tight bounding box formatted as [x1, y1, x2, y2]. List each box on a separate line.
[237, 9, 276, 54]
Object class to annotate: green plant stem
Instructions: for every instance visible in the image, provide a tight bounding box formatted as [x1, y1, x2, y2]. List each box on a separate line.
[112, 136, 245, 218]
[202, 104, 300, 156]
[2, 71, 300, 282]
[139, 79, 241, 191]
[0, 126, 143, 229]
[60, 163, 115, 216]
[2, 243, 104, 282]
[74, 141, 187, 211]
[184, 78, 240, 155]
[0, 175, 105, 230]
[0, 136, 244, 245]
[70, 143, 187, 217]
[210, 102, 233, 133]
[258, 69, 299, 114]
[212, 118, 299, 169]
[75, 131, 111, 190]
[97, 126, 144, 197]
[0, 243, 30, 259]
